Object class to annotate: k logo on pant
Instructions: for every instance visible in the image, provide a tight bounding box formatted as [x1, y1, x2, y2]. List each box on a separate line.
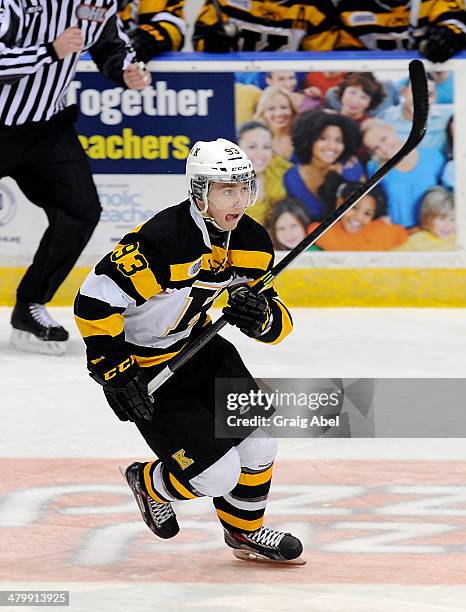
[172, 449, 194, 470]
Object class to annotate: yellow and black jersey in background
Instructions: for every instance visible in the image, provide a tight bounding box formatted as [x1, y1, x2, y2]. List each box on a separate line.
[74, 200, 293, 371]
[118, 0, 186, 52]
[334, 0, 466, 51]
[193, 0, 338, 51]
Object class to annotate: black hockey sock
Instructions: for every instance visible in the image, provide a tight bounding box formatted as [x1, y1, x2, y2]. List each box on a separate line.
[213, 464, 273, 533]
[145, 460, 201, 502]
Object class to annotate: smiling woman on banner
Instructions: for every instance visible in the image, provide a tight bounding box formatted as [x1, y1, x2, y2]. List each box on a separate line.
[253, 86, 299, 161]
[284, 110, 364, 220]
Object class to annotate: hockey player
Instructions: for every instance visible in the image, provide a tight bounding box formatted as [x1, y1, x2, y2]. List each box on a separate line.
[334, 0, 466, 63]
[74, 139, 304, 564]
[192, 0, 337, 52]
[118, 0, 187, 62]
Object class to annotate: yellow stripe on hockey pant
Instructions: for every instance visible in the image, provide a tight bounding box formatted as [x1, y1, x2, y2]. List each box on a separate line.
[143, 462, 167, 504]
[168, 473, 198, 499]
[216, 509, 264, 532]
[74, 313, 125, 338]
[238, 466, 273, 486]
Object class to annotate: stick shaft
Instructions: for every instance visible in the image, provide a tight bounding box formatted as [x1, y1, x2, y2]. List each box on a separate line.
[148, 60, 428, 395]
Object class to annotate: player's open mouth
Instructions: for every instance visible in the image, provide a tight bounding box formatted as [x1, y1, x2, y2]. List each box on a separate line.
[226, 214, 241, 222]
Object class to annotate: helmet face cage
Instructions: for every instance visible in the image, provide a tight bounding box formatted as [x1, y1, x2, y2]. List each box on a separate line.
[189, 171, 258, 215]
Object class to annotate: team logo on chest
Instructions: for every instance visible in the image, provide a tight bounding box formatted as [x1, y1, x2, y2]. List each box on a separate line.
[76, 4, 108, 22]
[172, 449, 194, 470]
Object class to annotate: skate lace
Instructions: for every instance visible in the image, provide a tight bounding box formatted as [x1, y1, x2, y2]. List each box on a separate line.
[248, 526, 285, 548]
[29, 304, 61, 328]
[147, 497, 175, 525]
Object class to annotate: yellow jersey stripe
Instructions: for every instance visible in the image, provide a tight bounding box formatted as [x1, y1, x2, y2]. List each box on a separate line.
[129, 223, 145, 234]
[135, 350, 181, 368]
[158, 21, 183, 48]
[238, 466, 273, 486]
[143, 462, 167, 504]
[130, 267, 163, 301]
[266, 300, 293, 346]
[170, 257, 204, 281]
[228, 249, 272, 271]
[74, 313, 124, 338]
[169, 473, 198, 499]
[216, 509, 264, 531]
[139, 0, 170, 12]
[169, 247, 271, 281]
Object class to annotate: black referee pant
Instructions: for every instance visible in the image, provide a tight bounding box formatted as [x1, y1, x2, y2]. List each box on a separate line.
[0, 107, 101, 305]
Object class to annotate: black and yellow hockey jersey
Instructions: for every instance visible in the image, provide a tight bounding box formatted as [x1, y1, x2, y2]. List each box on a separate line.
[335, 0, 466, 51]
[193, 0, 338, 51]
[74, 200, 293, 371]
[118, 0, 186, 54]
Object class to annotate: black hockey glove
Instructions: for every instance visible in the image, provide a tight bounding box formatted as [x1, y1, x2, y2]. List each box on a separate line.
[223, 286, 271, 338]
[90, 355, 154, 422]
[128, 26, 172, 63]
[193, 22, 239, 53]
[419, 26, 466, 63]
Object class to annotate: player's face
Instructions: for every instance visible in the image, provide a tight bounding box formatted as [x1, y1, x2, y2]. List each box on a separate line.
[424, 212, 455, 239]
[274, 211, 306, 249]
[311, 126, 344, 166]
[207, 182, 250, 230]
[364, 125, 400, 161]
[263, 94, 293, 131]
[340, 85, 372, 119]
[340, 197, 376, 234]
[266, 71, 298, 92]
[239, 128, 273, 174]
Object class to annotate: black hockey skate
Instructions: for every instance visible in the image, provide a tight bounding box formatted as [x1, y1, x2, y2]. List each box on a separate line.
[11, 302, 69, 355]
[122, 462, 179, 539]
[225, 526, 306, 566]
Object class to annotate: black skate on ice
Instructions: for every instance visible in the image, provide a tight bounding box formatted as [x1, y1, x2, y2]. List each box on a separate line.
[10, 302, 69, 355]
[224, 526, 306, 566]
[122, 462, 180, 540]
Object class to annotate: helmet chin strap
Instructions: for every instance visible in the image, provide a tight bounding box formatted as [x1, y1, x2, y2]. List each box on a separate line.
[191, 194, 228, 232]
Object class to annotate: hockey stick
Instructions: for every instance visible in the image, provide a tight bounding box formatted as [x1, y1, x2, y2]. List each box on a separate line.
[147, 59, 428, 396]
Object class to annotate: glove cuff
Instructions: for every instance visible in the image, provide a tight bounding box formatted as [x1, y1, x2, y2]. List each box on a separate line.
[89, 355, 139, 386]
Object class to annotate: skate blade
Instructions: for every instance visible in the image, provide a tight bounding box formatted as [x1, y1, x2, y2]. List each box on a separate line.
[10, 329, 66, 356]
[232, 549, 307, 566]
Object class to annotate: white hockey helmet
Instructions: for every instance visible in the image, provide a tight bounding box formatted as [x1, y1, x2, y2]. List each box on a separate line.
[186, 138, 258, 215]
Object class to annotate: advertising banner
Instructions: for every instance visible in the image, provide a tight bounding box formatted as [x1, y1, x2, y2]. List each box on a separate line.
[72, 72, 236, 175]
[1, 55, 464, 306]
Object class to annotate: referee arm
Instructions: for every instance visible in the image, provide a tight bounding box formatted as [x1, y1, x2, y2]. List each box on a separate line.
[0, 0, 57, 83]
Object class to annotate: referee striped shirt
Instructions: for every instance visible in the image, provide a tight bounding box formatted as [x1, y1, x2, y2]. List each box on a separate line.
[0, 0, 135, 126]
